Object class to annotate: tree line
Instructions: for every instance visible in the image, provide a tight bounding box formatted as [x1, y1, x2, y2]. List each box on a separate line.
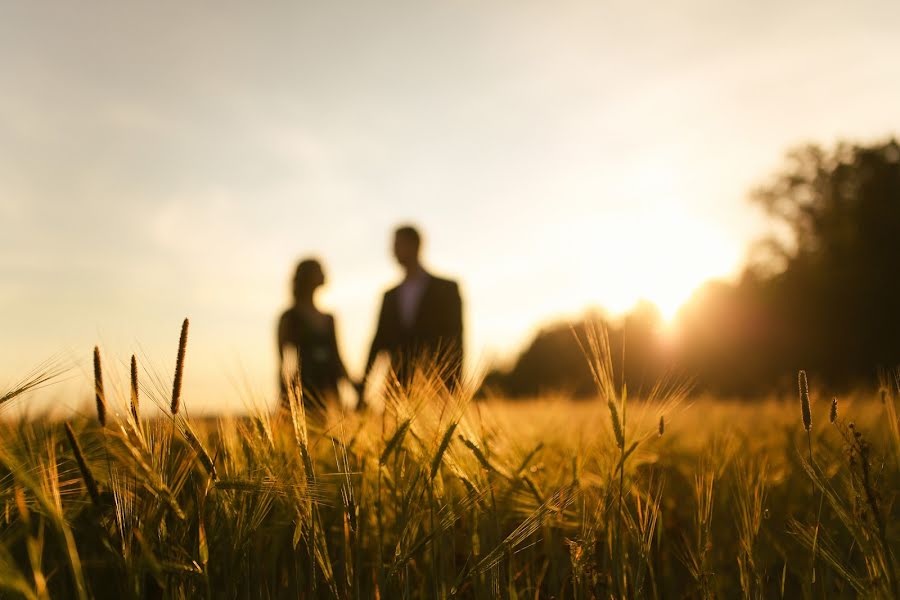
[486, 138, 900, 398]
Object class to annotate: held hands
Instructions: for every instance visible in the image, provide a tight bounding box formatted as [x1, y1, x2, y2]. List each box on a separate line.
[352, 380, 367, 412]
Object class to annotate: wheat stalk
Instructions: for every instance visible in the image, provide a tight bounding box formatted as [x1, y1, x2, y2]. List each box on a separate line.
[64, 423, 102, 508]
[608, 399, 625, 450]
[430, 422, 458, 479]
[798, 370, 811, 433]
[93, 347, 106, 427]
[130, 355, 139, 424]
[170, 318, 189, 415]
[182, 423, 217, 481]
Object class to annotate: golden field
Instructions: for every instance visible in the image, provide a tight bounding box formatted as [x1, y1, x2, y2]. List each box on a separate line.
[0, 335, 897, 599]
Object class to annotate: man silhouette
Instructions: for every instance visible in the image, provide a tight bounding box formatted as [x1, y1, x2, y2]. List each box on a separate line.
[361, 225, 463, 399]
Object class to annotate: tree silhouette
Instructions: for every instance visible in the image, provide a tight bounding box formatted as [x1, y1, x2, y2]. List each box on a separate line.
[483, 302, 671, 398]
[487, 138, 900, 398]
[750, 139, 900, 384]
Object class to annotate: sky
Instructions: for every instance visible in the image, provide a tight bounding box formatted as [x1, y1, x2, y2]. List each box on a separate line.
[2, 1, 900, 413]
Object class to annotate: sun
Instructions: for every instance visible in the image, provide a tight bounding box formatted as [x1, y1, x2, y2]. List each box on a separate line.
[573, 202, 738, 322]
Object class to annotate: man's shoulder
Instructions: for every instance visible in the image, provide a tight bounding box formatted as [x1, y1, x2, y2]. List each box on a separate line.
[384, 273, 459, 295]
[429, 275, 459, 292]
[427, 276, 460, 301]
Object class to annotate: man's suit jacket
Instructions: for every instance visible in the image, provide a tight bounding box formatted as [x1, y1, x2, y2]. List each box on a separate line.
[367, 274, 463, 388]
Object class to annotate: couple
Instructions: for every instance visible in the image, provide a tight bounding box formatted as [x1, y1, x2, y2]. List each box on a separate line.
[277, 225, 464, 415]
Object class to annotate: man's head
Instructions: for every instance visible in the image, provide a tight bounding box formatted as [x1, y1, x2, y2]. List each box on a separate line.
[393, 225, 422, 270]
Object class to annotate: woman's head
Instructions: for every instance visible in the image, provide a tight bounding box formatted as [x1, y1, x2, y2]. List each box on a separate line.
[292, 258, 325, 301]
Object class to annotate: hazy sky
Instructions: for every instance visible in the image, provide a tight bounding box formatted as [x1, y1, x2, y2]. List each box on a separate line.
[3, 1, 899, 412]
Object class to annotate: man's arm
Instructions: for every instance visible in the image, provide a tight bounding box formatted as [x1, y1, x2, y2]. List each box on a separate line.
[446, 282, 464, 385]
[363, 293, 390, 381]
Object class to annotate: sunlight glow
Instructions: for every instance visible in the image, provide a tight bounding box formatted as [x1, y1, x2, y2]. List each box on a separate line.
[572, 201, 739, 322]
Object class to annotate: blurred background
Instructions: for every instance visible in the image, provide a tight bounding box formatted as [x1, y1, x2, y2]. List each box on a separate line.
[2, 1, 900, 412]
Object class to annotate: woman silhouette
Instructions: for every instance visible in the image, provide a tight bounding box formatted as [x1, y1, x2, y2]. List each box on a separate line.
[277, 259, 353, 417]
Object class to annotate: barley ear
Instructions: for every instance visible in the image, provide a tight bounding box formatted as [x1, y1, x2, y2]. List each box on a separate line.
[183, 424, 217, 481]
[64, 422, 102, 507]
[171, 318, 189, 415]
[430, 422, 458, 480]
[608, 399, 625, 449]
[93, 347, 106, 427]
[829, 397, 838, 424]
[658, 415, 665, 437]
[798, 370, 811, 432]
[130, 355, 139, 423]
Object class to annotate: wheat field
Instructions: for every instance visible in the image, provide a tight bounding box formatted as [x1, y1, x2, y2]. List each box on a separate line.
[0, 325, 897, 599]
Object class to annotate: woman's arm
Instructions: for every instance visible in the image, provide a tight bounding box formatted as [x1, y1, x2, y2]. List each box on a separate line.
[364, 294, 389, 383]
[277, 312, 289, 361]
[277, 312, 290, 398]
[329, 315, 351, 382]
